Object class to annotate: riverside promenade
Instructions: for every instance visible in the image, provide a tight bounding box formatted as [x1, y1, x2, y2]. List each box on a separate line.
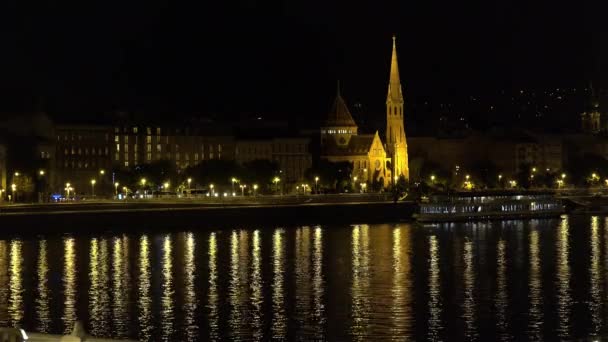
[0, 194, 416, 233]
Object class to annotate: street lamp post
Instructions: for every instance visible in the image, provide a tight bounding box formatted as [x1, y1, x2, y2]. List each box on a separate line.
[314, 176, 319, 194]
[231, 177, 237, 194]
[91, 179, 96, 198]
[114, 182, 119, 198]
[210, 183, 214, 196]
[65, 183, 72, 200]
[253, 184, 258, 196]
[141, 178, 147, 198]
[273, 177, 281, 195]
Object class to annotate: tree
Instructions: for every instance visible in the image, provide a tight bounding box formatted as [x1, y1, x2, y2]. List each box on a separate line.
[305, 160, 353, 192]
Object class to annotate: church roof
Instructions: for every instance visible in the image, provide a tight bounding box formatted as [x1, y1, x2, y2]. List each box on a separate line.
[322, 134, 376, 156]
[324, 91, 357, 128]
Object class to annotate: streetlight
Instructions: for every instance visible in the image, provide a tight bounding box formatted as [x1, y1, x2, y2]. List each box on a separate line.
[114, 182, 119, 197]
[65, 183, 72, 200]
[163, 182, 170, 190]
[253, 184, 258, 196]
[315, 176, 319, 194]
[361, 182, 367, 193]
[273, 176, 281, 195]
[188, 178, 192, 189]
[231, 177, 237, 193]
[141, 178, 147, 198]
[99, 169, 105, 175]
[561, 173, 566, 179]
[240, 184, 246, 196]
[91, 179, 96, 198]
[498, 174, 502, 181]
[430, 175, 436, 184]
[465, 175, 470, 180]
[210, 183, 214, 195]
[39, 170, 45, 176]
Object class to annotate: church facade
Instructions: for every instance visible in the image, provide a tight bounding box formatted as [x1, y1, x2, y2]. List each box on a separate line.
[320, 36, 409, 187]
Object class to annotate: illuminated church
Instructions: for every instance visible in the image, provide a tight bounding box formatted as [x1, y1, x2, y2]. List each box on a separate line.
[320, 36, 409, 186]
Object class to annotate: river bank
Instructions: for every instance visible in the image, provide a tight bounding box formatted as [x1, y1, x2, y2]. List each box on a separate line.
[0, 201, 416, 234]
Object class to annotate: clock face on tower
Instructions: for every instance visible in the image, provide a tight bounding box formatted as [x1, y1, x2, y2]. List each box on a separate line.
[375, 159, 381, 170]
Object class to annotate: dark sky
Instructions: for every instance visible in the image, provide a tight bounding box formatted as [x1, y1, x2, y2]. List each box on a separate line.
[0, 0, 604, 121]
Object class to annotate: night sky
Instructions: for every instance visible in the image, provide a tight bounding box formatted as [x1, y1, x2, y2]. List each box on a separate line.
[0, 1, 604, 124]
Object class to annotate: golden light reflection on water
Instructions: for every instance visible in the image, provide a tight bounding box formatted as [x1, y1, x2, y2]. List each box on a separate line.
[229, 231, 241, 336]
[8, 240, 23, 327]
[463, 240, 477, 340]
[495, 239, 508, 340]
[36, 240, 51, 332]
[89, 239, 103, 336]
[556, 217, 571, 338]
[428, 235, 442, 340]
[350, 225, 370, 340]
[63, 237, 77, 333]
[112, 237, 129, 337]
[528, 229, 543, 340]
[0, 241, 7, 327]
[295, 227, 312, 334]
[391, 227, 412, 338]
[312, 226, 325, 338]
[138, 235, 152, 341]
[590, 216, 602, 334]
[272, 228, 286, 338]
[184, 233, 198, 341]
[207, 233, 219, 340]
[250, 230, 263, 340]
[161, 235, 174, 340]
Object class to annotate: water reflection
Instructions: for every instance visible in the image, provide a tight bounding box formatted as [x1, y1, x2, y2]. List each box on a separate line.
[5, 219, 608, 340]
[463, 240, 477, 340]
[312, 226, 325, 338]
[392, 226, 412, 338]
[63, 237, 77, 333]
[0, 240, 7, 326]
[295, 227, 311, 335]
[589, 216, 602, 334]
[138, 235, 152, 341]
[351, 225, 371, 340]
[495, 239, 508, 340]
[556, 217, 571, 339]
[250, 230, 263, 340]
[428, 235, 442, 340]
[36, 240, 51, 332]
[8, 240, 23, 327]
[272, 228, 286, 338]
[528, 228, 543, 341]
[207, 233, 219, 340]
[184, 233, 198, 341]
[161, 235, 174, 340]
[112, 237, 129, 337]
[89, 238, 108, 336]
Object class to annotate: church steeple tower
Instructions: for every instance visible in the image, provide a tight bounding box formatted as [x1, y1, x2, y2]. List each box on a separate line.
[386, 36, 409, 180]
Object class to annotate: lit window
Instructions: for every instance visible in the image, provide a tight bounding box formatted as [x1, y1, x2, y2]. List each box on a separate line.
[115, 136, 119, 143]
[157, 144, 161, 152]
[156, 127, 161, 135]
[146, 127, 151, 135]
[147, 144, 151, 152]
[147, 152, 151, 161]
[124, 136, 129, 144]
[194, 153, 199, 161]
[125, 161, 129, 167]
[116, 144, 120, 152]
[115, 153, 119, 161]
[124, 144, 128, 152]
[133, 127, 138, 134]
[146, 136, 151, 143]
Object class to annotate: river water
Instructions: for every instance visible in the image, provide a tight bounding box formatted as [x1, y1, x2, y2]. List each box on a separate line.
[0, 216, 607, 341]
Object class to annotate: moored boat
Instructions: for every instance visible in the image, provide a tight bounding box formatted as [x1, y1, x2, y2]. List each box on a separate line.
[414, 192, 564, 222]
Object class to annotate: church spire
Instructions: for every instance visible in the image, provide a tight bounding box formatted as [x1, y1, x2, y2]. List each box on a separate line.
[387, 35, 403, 103]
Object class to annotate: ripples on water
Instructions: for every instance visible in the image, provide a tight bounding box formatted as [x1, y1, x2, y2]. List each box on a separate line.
[1, 217, 608, 340]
